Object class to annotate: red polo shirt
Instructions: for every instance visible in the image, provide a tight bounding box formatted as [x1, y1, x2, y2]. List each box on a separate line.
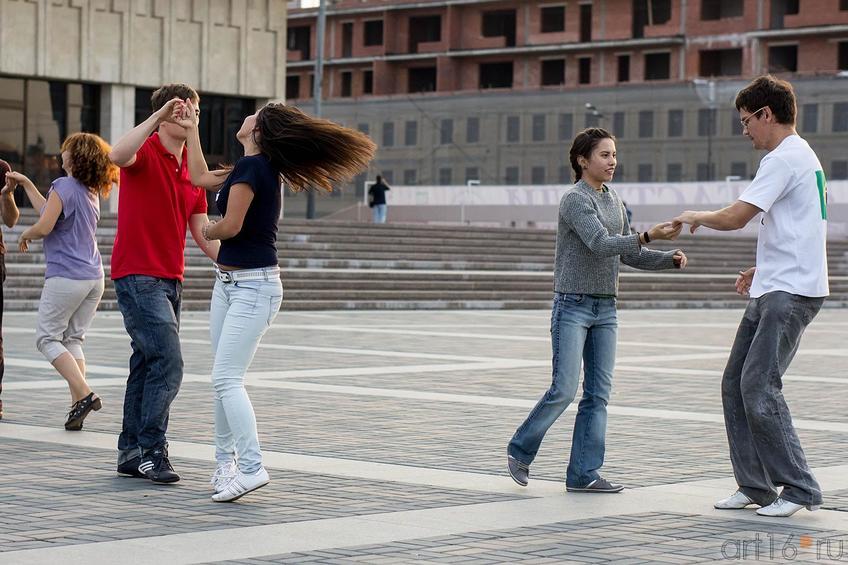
[111, 133, 207, 281]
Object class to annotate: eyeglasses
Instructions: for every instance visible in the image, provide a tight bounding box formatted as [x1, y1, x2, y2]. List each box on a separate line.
[740, 106, 768, 130]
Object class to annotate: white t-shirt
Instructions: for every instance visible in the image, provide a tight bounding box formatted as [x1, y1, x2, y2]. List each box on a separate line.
[738, 134, 828, 298]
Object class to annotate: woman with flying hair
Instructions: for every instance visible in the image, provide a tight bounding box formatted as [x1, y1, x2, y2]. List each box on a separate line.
[6, 133, 118, 430]
[174, 100, 375, 502]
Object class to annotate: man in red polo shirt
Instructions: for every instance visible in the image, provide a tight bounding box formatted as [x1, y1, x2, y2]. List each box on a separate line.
[109, 84, 219, 483]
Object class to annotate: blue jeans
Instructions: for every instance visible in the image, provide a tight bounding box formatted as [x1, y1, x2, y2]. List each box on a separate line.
[372, 204, 387, 223]
[509, 293, 617, 487]
[114, 275, 183, 463]
[210, 273, 283, 474]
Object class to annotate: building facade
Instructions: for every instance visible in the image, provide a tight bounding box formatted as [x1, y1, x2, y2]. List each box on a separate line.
[286, 0, 848, 215]
[0, 0, 287, 211]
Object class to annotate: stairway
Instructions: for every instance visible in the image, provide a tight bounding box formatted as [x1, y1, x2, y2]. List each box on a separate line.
[3, 211, 847, 310]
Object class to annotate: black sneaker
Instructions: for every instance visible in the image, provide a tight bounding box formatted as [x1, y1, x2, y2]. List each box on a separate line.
[507, 454, 530, 487]
[117, 456, 145, 478]
[64, 392, 102, 431]
[566, 477, 624, 493]
[139, 447, 181, 483]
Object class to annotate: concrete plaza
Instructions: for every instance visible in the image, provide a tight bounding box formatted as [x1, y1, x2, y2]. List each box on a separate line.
[1, 307, 847, 564]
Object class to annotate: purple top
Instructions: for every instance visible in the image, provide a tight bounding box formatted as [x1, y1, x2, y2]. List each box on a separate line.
[41, 176, 103, 280]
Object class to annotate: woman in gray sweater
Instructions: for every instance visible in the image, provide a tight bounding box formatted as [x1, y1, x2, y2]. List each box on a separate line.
[507, 128, 686, 493]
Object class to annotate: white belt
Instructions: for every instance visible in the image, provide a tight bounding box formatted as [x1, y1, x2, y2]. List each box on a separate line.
[215, 266, 280, 284]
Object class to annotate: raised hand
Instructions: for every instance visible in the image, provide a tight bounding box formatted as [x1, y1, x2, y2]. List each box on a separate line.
[648, 221, 682, 241]
[154, 97, 184, 125]
[673, 211, 701, 234]
[171, 98, 199, 130]
[5, 171, 30, 189]
[735, 267, 755, 296]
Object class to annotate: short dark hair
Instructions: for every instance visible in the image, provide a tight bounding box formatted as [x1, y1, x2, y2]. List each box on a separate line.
[150, 83, 199, 112]
[375, 175, 383, 183]
[569, 128, 616, 182]
[734, 75, 796, 125]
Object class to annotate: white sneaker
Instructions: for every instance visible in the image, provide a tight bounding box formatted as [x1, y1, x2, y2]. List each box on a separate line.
[211, 467, 270, 502]
[756, 497, 819, 517]
[714, 490, 756, 509]
[210, 460, 238, 493]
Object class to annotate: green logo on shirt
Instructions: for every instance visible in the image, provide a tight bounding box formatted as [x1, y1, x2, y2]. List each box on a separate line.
[816, 170, 827, 220]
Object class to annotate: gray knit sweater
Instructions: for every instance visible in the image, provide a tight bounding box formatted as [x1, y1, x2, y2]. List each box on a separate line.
[554, 179, 678, 295]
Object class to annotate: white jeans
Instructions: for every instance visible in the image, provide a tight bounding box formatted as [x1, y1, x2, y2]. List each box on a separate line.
[36, 276, 104, 362]
[209, 273, 283, 474]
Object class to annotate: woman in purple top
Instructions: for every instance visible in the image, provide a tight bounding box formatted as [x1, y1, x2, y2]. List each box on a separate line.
[7, 133, 118, 430]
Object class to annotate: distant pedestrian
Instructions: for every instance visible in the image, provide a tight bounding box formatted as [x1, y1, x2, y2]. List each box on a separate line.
[507, 128, 686, 493]
[174, 100, 375, 502]
[368, 175, 390, 223]
[0, 158, 21, 420]
[9, 133, 117, 430]
[675, 75, 828, 518]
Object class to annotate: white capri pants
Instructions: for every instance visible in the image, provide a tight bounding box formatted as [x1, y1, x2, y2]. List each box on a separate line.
[35, 276, 104, 362]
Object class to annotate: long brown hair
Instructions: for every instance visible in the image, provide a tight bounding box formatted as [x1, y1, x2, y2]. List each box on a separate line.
[60, 133, 119, 198]
[255, 103, 376, 192]
[569, 128, 616, 182]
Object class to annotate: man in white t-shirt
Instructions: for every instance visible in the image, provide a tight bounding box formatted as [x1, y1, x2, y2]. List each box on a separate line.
[674, 75, 828, 518]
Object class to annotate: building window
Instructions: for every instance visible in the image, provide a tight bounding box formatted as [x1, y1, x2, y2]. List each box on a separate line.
[585, 112, 600, 128]
[286, 75, 300, 99]
[838, 41, 848, 70]
[358, 123, 369, 135]
[698, 108, 716, 136]
[404, 169, 417, 185]
[531, 166, 546, 185]
[833, 102, 848, 132]
[558, 113, 574, 140]
[580, 4, 592, 42]
[409, 15, 441, 53]
[482, 10, 517, 47]
[467, 117, 480, 143]
[615, 165, 624, 181]
[668, 109, 684, 137]
[408, 67, 437, 93]
[542, 59, 566, 86]
[697, 163, 715, 181]
[480, 62, 513, 89]
[638, 164, 653, 182]
[699, 49, 743, 77]
[770, 0, 799, 29]
[667, 163, 683, 182]
[831, 160, 848, 180]
[532, 114, 546, 142]
[405, 121, 418, 146]
[578, 57, 591, 84]
[730, 162, 747, 179]
[617, 55, 630, 82]
[613, 112, 625, 137]
[801, 104, 818, 134]
[287, 26, 311, 59]
[768, 45, 798, 73]
[644, 52, 670, 80]
[381, 171, 394, 184]
[0, 79, 99, 208]
[340, 71, 353, 97]
[439, 168, 452, 185]
[364, 20, 384, 46]
[363, 70, 374, 94]
[701, 0, 743, 20]
[506, 116, 520, 142]
[842, 0, 848, 9]
[382, 122, 394, 147]
[541, 6, 566, 33]
[558, 166, 570, 183]
[342, 22, 353, 58]
[440, 119, 453, 145]
[465, 167, 479, 183]
[638, 111, 654, 138]
[731, 112, 743, 135]
[505, 166, 520, 185]
[633, 0, 672, 38]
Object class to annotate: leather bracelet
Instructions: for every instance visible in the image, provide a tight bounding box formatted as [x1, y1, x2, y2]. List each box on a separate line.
[643, 230, 651, 244]
[202, 220, 216, 241]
